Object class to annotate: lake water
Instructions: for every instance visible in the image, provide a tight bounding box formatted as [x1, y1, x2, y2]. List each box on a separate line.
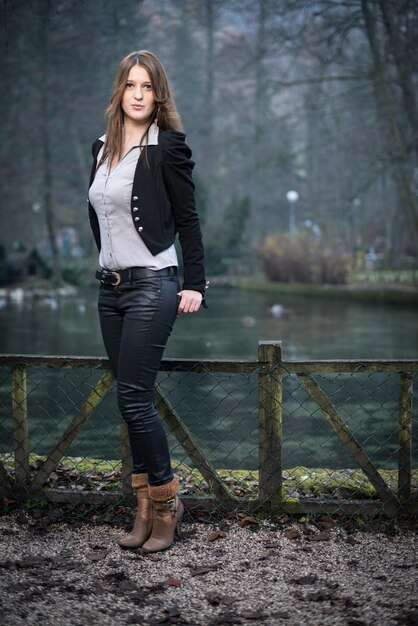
[0, 286, 417, 359]
[0, 286, 417, 470]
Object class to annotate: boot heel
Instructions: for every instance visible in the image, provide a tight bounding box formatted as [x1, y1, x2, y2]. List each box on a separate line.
[175, 519, 182, 537]
[175, 501, 184, 537]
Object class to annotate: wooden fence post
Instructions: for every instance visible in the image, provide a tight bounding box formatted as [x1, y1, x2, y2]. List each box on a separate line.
[11, 366, 29, 490]
[398, 372, 413, 503]
[258, 341, 283, 507]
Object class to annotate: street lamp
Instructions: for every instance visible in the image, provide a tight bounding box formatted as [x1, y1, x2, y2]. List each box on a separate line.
[286, 190, 299, 240]
[31, 202, 43, 251]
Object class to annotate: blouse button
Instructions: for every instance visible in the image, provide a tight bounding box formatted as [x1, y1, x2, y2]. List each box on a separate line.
[138, 227, 143, 232]
[134, 217, 140, 222]
[133, 207, 139, 212]
[133, 196, 139, 201]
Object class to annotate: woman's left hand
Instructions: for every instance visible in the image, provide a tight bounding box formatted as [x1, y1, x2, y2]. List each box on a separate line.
[177, 290, 202, 314]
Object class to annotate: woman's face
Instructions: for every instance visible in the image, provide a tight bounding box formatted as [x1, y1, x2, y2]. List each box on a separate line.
[121, 65, 155, 128]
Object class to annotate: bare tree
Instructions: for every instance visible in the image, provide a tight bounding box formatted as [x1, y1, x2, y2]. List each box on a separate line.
[361, 0, 418, 243]
[0, 0, 417, 277]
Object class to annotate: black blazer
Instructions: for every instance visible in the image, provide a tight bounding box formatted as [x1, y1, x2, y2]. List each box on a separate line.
[88, 129, 206, 293]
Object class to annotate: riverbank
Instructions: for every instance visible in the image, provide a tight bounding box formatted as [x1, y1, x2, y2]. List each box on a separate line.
[1, 276, 417, 309]
[0, 512, 416, 626]
[0, 281, 77, 303]
[212, 277, 418, 307]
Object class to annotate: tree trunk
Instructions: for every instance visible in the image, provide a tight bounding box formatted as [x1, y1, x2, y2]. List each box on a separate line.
[361, 0, 418, 246]
[254, 0, 268, 170]
[39, 0, 62, 286]
[378, 0, 418, 166]
[202, 0, 215, 207]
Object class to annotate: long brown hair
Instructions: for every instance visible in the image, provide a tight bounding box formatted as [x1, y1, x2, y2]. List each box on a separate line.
[99, 50, 182, 167]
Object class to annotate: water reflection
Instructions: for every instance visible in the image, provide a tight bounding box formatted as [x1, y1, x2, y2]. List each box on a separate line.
[0, 286, 417, 358]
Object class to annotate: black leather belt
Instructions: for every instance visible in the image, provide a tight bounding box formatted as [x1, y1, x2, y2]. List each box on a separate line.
[96, 266, 177, 286]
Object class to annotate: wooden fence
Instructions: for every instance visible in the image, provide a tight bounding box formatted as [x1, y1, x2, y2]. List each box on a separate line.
[0, 344, 417, 517]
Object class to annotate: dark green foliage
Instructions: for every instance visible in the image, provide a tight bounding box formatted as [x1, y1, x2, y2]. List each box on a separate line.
[59, 259, 94, 286]
[205, 197, 251, 275]
[204, 240, 229, 275]
[221, 197, 251, 252]
[0, 244, 6, 285]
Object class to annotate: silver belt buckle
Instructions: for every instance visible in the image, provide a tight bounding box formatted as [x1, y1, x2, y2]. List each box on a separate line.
[101, 270, 121, 286]
[109, 271, 121, 286]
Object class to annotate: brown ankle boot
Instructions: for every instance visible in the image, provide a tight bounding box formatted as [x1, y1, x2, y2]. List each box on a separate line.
[141, 476, 184, 554]
[118, 473, 152, 549]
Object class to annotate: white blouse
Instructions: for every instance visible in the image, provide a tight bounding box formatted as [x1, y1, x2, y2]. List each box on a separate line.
[88, 124, 178, 271]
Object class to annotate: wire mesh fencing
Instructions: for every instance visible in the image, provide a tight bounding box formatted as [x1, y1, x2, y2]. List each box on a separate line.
[0, 345, 417, 521]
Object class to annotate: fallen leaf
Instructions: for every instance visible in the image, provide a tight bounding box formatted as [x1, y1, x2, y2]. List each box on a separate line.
[284, 527, 301, 540]
[305, 532, 330, 542]
[346, 535, 358, 546]
[165, 577, 182, 587]
[316, 516, 335, 529]
[205, 593, 237, 607]
[190, 564, 220, 576]
[103, 470, 120, 481]
[2, 497, 16, 506]
[207, 530, 226, 542]
[238, 515, 258, 527]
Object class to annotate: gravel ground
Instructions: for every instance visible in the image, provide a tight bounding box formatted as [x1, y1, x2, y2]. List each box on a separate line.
[0, 513, 417, 626]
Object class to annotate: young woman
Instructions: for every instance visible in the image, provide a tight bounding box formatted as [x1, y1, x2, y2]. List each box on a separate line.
[88, 51, 207, 553]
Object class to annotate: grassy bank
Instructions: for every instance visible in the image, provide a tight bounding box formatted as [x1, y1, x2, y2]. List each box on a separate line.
[231, 279, 418, 306]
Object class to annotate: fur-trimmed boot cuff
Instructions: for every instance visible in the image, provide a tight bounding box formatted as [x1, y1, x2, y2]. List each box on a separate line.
[148, 475, 179, 502]
[131, 472, 149, 492]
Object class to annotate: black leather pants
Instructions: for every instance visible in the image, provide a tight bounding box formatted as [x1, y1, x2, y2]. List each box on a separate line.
[98, 274, 179, 486]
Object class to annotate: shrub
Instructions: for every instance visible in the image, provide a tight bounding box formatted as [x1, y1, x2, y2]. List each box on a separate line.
[258, 234, 350, 284]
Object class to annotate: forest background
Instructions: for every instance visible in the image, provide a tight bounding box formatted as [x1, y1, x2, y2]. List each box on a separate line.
[0, 0, 417, 286]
